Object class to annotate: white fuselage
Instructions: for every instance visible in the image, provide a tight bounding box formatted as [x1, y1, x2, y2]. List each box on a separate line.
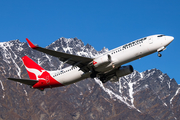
[50, 35, 174, 85]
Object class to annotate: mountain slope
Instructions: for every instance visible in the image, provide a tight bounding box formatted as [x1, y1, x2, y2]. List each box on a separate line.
[0, 38, 179, 120]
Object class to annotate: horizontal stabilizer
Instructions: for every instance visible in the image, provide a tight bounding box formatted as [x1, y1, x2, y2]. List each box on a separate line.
[8, 78, 38, 86]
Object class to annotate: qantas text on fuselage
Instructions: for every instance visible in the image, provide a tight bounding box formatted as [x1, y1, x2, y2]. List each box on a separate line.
[8, 34, 174, 91]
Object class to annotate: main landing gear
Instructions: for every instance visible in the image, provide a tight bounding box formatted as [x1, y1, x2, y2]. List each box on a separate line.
[100, 76, 107, 83]
[90, 71, 108, 83]
[90, 68, 98, 78]
[158, 52, 162, 57]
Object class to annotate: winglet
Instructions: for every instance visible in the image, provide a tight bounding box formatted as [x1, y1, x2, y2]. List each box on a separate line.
[26, 38, 38, 49]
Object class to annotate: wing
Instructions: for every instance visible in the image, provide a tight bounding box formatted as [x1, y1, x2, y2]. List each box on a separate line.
[8, 78, 38, 86]
[26, 38, 93, 72]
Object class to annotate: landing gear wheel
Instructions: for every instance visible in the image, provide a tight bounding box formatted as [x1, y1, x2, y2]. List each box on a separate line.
[158, 52, 162, 57]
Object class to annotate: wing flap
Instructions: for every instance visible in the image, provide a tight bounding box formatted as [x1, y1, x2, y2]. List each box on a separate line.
[8, 78, 38, 86]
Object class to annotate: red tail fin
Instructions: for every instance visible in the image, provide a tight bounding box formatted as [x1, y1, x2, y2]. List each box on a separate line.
[22, 56, 63, 89]
[22, 56, 45, 80]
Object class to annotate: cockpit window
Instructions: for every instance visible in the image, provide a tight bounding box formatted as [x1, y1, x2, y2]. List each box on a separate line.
[157, 35, 165, 37]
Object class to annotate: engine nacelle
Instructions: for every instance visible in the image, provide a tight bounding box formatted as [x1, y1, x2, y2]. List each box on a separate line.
[116, 65, 134, 77]
[109, 65, 134, 82]
[101, 65, 134, 83]
[92, 54, 111, 68]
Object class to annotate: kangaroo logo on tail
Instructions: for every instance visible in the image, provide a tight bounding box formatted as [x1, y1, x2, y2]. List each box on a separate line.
[22, 56, 46, 80]
[21, 56, 63, 90]
[22, 56, 45, 80]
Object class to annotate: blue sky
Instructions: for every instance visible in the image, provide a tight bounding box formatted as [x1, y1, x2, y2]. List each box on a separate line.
[0, 0, 180, 83]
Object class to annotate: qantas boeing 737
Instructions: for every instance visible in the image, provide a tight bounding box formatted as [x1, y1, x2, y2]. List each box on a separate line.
[8, 34, 174, 91]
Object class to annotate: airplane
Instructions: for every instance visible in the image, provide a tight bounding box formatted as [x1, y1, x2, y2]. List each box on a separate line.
[8, 34, 174, 91]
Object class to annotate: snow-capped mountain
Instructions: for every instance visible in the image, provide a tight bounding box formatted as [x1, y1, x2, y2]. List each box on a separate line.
[0, 38, 179, 120]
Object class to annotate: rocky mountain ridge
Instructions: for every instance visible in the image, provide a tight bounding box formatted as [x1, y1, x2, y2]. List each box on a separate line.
[0, 38, 179, 120]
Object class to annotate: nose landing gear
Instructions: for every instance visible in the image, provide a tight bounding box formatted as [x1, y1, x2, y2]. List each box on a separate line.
[157, 46, 166, 57]
[158, 52, 162, 57]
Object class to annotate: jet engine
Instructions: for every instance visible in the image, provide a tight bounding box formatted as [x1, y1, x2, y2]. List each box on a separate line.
[115, 65, 134, 78]
[92, 54, 112, 68]
[100, 65, 134, 83]
[110, 65, 134, 82]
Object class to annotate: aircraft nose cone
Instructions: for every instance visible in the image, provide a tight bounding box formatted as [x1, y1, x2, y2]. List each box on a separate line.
[167, 36, 174, 42]
[165, 36, 174, 47]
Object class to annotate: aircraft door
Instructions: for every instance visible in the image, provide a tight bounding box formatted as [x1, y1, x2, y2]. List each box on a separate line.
[138, 43, 143, 57]
[135, 43, 143, 58]
[149, 37, 153, 44]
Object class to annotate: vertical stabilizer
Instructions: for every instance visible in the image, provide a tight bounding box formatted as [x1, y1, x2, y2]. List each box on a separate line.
[22, 56, 45, 80]
[21, 56, 63, 89]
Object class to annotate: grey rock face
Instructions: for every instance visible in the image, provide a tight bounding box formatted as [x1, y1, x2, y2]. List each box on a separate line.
[0, 38, 179, 120]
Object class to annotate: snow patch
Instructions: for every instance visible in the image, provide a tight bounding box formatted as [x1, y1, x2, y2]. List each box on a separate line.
[0, 80, 5, 98]
[18, 47, 23, 51]
[144, 70, 156, 78]
[77, 51, 88, 57]
[0, 80, 5, 91]
[128, 80, 141, 112]
[94, 78, 130, 106]
[22, 87, 30, 101]
[24, 89, 28, 96]
[87, 84, 93, 93]
[159, 74, 164, 82]
[140, 72, 144, 79]
[63, 46, 72, 53]
[128, 82, 134, 105]
[133, 84, 149, 95]
[163, 103, 167, 106]
[94, 78, 141, 112]
[0, 42, 22, 78]
[170, 88, 180, 105]
[167, 81, 171, 89]
[53, 47, 59, 51]
[80, 92, 83, 95]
